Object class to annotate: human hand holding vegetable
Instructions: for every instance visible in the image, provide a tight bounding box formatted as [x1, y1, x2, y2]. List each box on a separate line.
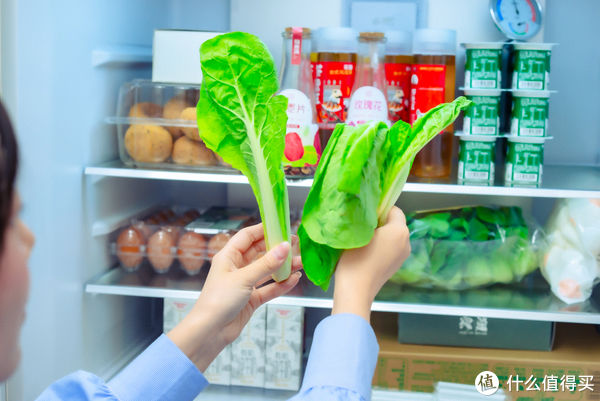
[332, 207, 411, 323]
[168, 223, 302, 372]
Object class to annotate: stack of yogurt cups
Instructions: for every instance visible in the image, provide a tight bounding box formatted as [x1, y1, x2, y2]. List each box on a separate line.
[457, 42, 556, 187]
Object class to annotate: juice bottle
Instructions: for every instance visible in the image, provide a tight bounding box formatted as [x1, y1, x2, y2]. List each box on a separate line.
[384, 30, 412, 123]
[278, 27, 319, 177]
[346, 32, 388, 126]
[311, 27, 357, 150]
[410, 29, 456, 178]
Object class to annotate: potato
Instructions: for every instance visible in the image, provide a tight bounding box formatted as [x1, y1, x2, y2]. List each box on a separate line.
[124, 124, 173, 163]
[163, 95, 190, 139]
[172, 136, 216, 166]
[180, 107, 202, 142]
[129, 102, 162, 118]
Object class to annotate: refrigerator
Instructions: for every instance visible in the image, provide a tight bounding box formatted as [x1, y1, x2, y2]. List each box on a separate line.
[2, 0, 599, 400]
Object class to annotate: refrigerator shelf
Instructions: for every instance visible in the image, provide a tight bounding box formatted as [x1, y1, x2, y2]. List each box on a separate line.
[86, 267, 600, 324]
[85, 161, 600, 198]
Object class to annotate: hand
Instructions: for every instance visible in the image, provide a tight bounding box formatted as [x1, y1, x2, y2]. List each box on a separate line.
[168, 223, 303, 372]
[332, 206, 410, 322]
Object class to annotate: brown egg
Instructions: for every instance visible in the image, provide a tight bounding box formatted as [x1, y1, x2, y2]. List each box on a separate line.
[207, 232, 232, 258]
[183, 209, 201, 220]
[116, 226, 145, 270]
[177, 232, 207, 274]
[133, 220, 154, 240]
[147, 229, 175, 273]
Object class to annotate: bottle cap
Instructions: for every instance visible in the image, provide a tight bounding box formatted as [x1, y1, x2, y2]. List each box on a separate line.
[413, 28, 456, 55]
[385, 30, 412, 55]
[313, 27, 358, 53]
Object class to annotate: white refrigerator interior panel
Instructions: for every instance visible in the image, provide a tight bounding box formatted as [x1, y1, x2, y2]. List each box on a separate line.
[230, 0, 344, 70]
[350, 1, 418, 32]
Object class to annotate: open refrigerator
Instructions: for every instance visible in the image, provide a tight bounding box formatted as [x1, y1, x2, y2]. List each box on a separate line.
[1, 0, 600, 400]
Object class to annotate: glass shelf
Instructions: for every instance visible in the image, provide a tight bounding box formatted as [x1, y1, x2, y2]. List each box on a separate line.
[85, 266, 600, 324]
[85, 161, 600, 198]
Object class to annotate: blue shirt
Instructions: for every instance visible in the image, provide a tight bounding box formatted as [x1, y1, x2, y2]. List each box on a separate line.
[36, 313, 378, 401]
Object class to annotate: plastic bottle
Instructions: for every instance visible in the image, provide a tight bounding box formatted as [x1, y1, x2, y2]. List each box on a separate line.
[279, 27, 319, 177]
[311, 27, 358, 149]
[384, 30, 413, 124]
[346, 32, 389, 126]
[410, 29, 457, 178]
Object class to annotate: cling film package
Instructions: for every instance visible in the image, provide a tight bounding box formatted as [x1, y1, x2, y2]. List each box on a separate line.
[390, 206, 541, 290]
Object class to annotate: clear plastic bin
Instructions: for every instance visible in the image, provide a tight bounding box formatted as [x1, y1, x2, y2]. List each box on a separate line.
[107, 80, 233, 171]
[111, 206, 258, 275]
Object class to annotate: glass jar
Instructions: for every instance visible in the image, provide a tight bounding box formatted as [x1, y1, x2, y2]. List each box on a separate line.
[311, 27, 358, 149]
[384, 30, 413, 124]
[410, 29, 456, 179]
[346, 32, 389, 126]
[279, 27, 319, 177]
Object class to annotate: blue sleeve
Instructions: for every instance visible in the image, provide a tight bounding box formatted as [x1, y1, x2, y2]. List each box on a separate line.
[289, 313, 379, 401]
[36, 334, 208, 401]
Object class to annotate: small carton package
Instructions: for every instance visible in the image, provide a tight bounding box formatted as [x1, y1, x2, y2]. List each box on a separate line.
[204, 344, 232, 386]
[265, 305, 305, 390]
[163, 297, 194, 333]
[231, 305, 267, 387]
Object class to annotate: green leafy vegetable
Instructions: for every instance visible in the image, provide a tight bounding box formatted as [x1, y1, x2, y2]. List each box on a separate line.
[196, 32, 291, 281]
[299, 97, 471, 290]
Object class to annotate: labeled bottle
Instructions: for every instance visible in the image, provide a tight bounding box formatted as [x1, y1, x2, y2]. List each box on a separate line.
[384, 30, 412, 124]
[311, 27, 357, 149]
[410, 29, 456, 178]
[346, 32, 389, 126]
[279, 27, 319, 177]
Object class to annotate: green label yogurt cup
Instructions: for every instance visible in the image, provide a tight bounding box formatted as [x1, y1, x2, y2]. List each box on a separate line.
[505, 136, 546, 186]
[463, 43, 503, 89]
[457, 134, 496, 182]
[510, 90, 550, 137]
[463, 89, 501, 135]
[512, 43, 554, 90]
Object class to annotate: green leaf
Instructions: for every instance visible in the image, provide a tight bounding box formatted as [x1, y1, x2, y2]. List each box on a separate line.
[197, 32, 292, 281]
[468, 218, 489, 241]
[475, 206, 506, 226]
[298, 225, 341, 291]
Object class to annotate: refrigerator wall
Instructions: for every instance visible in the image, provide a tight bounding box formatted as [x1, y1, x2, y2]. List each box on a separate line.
[0, 1, 598, 400]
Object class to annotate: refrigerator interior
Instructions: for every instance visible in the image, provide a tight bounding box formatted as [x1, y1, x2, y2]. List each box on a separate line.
[0, 0, 598, 399]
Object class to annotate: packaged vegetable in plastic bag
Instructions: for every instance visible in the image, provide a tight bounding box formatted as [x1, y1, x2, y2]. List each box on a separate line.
[390, 206, 541, 290]
[541, 198, 600, 304]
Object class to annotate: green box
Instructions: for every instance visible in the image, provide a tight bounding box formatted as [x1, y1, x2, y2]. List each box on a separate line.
[397, 313, 555, 351]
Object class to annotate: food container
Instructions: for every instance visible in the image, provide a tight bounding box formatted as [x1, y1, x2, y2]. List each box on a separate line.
[456, 134, 497, 183]
[510, 90, 550, 137]
[462, 89, 501, 135]
[389, 206, 540, 290]
[504, 136, 548, 186]
[511, 43, 554, 90]
[112, 206, 257, 275]
[109, 80, 230, 171]
[462, 42, 503, 89]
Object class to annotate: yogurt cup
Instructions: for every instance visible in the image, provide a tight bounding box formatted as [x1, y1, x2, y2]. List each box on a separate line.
[512, 43, 555, 91]
[504, 135, 549, 186]
[462, 89, 501, 136]
[510, 90, 550, 137]
[462, 42, 503, 89]
[456, 134, 497, 183]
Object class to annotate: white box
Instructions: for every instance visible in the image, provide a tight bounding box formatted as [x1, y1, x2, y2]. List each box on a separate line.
[204, 344, 232, 385]
[231, 305, 266, 387]
[264, 306, 304, 390]
[163, 298, 195, 333]
[152, 30, 221, 85]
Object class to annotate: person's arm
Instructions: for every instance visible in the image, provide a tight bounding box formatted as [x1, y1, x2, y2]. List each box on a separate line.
[36, 224, 302, 401]
[291, 207, 410, 401]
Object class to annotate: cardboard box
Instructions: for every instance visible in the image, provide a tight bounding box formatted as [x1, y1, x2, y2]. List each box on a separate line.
[264, 305, 304, 390]
[204, 344, 232, 386]
[152, 30, 221, 84]
[163, 298, 194, 332]
[373, 313, 600, 400]
[231, 305, 266, 387]
[397, 313, 555, 351]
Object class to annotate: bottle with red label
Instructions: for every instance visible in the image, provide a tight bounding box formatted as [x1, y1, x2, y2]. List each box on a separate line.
[279, 27, 319, 177]
[384, 30, 413, 124]
[346, 32, 389, 126]
[410, 29, 456, 179]
[311, 27, 357, 150]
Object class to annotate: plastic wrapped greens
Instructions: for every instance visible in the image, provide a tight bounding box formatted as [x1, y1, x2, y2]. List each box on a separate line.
[390, 206, 540, 290]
